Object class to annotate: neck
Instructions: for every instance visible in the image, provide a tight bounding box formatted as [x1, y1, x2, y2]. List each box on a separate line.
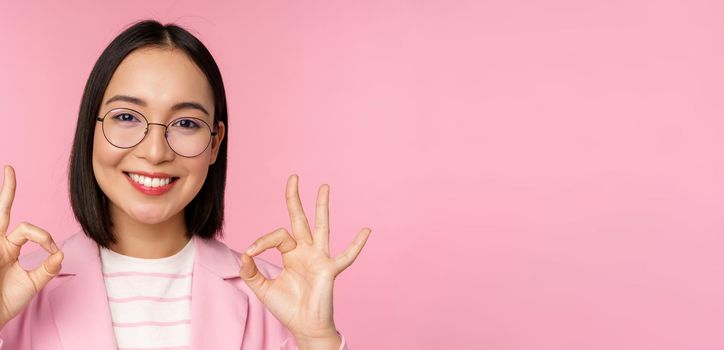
[107, 205, 190, 259]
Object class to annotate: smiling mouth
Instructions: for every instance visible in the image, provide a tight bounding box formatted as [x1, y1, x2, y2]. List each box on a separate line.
[123, 172, 180, 188]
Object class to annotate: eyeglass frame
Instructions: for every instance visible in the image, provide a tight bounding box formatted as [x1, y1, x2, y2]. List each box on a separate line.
[95, 107, 219, 158]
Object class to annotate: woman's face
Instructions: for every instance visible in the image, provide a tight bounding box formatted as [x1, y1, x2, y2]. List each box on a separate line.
[92, 46, 225, 227]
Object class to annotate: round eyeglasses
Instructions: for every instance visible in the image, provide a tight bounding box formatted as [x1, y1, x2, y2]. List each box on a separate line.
[96, 108, 218, 158]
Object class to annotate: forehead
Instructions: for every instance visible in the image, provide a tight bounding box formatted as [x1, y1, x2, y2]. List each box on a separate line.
[102, 47, 214, 115]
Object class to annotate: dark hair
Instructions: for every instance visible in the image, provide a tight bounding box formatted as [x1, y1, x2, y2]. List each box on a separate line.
[69, 19, 228, 249]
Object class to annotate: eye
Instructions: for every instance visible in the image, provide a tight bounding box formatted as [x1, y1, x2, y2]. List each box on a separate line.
[112, 113, 140, 123]
[172, 118, 201, 129]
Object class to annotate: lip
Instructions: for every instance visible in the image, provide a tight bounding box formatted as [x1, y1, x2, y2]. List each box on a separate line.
[124, 172, 178, 196]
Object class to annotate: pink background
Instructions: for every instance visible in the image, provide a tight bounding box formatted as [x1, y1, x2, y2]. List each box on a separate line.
[1, 1, 723, 349]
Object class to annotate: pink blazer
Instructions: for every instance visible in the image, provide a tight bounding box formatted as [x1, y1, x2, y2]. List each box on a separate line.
[0, 231, 348, 350]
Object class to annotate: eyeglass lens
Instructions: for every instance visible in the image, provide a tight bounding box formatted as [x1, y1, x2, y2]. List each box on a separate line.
[101, 108, 213, 157]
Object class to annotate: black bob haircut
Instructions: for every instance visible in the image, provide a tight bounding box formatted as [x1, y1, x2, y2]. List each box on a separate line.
[69, 19, 228, 249]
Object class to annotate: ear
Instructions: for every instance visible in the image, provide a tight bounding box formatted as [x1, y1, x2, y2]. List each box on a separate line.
[209, 121, 225, 165]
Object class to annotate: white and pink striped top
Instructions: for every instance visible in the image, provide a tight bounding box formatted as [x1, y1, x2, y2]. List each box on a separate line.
[100, 238, 195, 350]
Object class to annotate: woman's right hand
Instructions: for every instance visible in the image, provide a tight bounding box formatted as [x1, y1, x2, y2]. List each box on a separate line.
[0, 165, 63, 329]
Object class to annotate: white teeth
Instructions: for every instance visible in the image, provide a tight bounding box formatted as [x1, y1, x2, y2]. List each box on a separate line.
[127, 173, 173, 188]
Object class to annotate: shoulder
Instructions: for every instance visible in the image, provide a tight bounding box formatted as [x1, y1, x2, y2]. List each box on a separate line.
[194, 234, 284, 280]
[17, 231, 84, 271]
[16, 231, 284, 279]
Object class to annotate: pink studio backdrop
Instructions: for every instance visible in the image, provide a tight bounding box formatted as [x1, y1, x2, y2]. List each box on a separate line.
[1, 1, 723, 349]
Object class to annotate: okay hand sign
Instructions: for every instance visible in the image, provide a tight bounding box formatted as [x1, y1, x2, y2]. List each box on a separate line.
[0, 165, 64, 329]
[239, 175, 371, 348]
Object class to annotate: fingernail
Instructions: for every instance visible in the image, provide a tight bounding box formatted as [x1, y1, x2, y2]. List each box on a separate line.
[246, 245, 255, 254]
[50, 243, 59, 253]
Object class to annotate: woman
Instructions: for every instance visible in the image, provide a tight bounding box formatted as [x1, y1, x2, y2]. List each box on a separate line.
[0, 19, 370, 350]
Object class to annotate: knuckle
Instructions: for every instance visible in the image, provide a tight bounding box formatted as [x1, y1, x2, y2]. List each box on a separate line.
[271, 231, 290, 245]
[41, 235, 53, 245]
[245, 270, 262, 284]
[6, 237, 22, 248]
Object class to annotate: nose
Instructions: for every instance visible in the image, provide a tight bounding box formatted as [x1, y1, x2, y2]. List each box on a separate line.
[134, 123, 176, 163]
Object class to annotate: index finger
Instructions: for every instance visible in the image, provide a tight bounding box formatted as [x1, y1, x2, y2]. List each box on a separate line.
[0, 165, 17, 235]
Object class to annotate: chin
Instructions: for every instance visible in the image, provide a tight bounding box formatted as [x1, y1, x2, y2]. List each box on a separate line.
[128, 206, 176, 225]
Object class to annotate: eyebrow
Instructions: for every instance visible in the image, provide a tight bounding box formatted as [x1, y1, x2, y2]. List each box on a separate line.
[104, 95, 210, 116]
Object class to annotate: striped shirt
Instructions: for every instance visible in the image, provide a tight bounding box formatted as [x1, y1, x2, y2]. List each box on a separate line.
[100, 238, 195, 350]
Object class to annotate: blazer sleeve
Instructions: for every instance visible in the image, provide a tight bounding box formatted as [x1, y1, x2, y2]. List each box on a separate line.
[0, 310, 351, 350]
[279, 330, 349, 350]
[0, 300, 34, 350]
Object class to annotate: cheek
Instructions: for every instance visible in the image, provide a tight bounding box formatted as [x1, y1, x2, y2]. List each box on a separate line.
[181, 160, 212, 195]
[188, 162, 210, 183]
[92, 130, 125, 178]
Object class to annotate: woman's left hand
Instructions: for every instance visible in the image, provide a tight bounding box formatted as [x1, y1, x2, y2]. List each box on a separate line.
[239, 174, 371, 349]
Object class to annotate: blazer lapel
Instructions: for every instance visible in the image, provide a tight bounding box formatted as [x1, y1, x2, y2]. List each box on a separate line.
[189, 234, 248, 350]
[48, 232, 248, 350]
[49, 232, 118, 349]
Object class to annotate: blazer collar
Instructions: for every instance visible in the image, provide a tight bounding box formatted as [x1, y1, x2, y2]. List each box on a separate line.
[56, 231, 241, 280]
[49, 231, 247, 350]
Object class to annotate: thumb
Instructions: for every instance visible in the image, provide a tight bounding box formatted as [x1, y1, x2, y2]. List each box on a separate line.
[28, 250, 64, 292]
[239, 253, 270, 298]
